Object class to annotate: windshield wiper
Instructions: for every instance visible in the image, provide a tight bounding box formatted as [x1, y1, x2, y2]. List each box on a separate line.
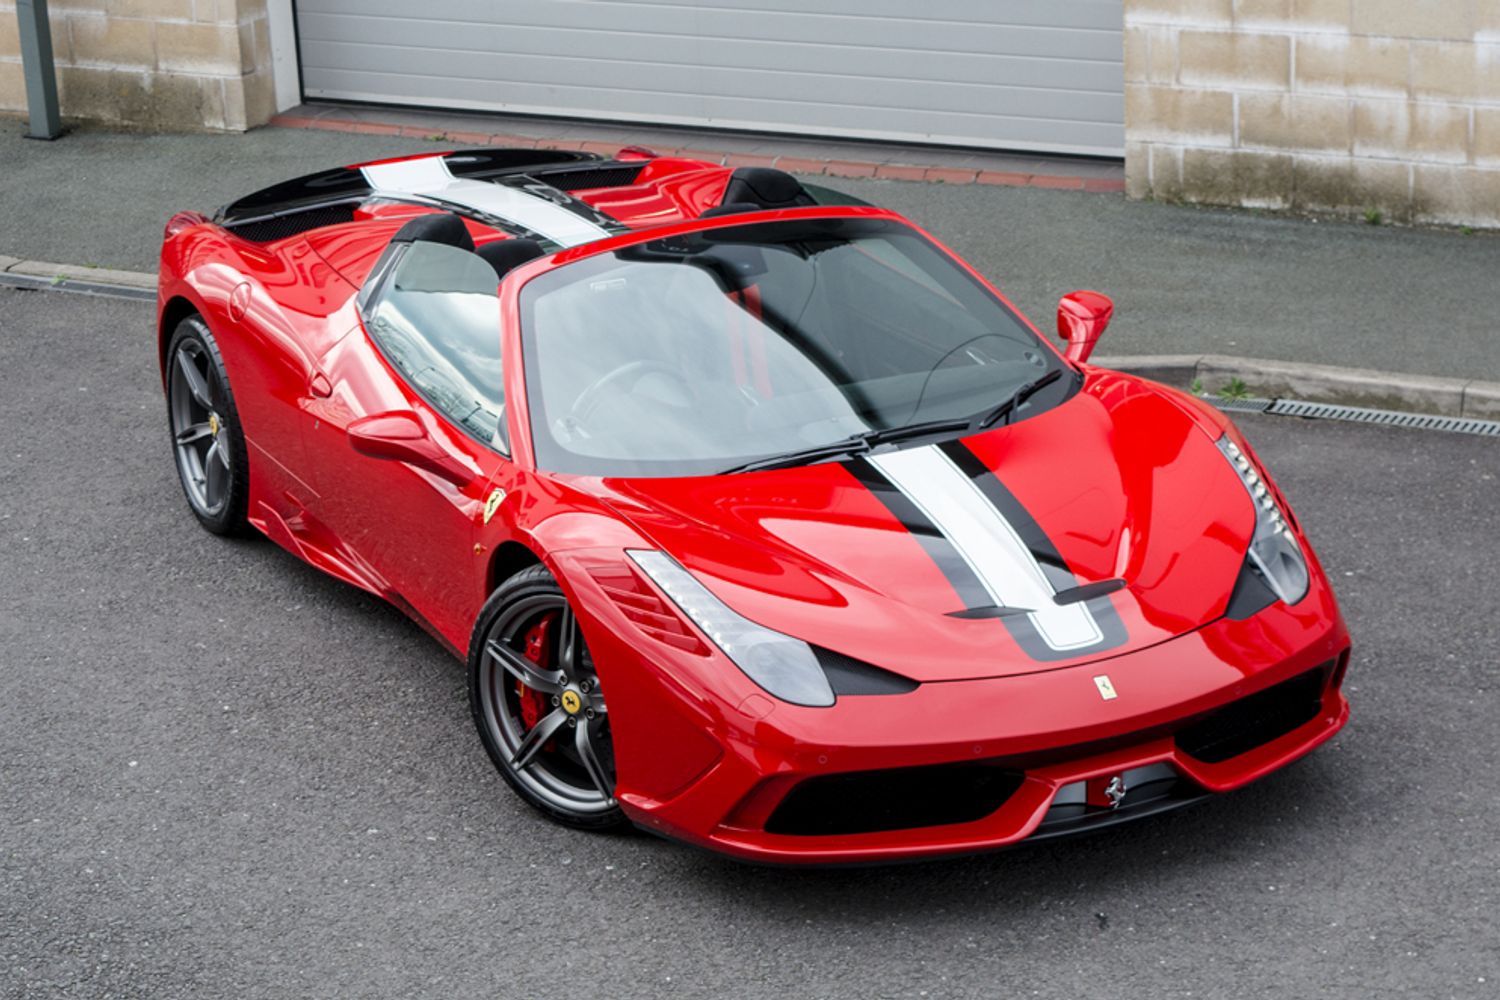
[721, 412, 979, 474]
[973, 369, 1064, 430]
[719, 368, 1069, 475]
[718, 436, 880, 475]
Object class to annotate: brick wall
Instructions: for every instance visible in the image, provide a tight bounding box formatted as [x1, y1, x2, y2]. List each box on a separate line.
[1125, 0, 1500, 226]
[0, 0, 274, 131]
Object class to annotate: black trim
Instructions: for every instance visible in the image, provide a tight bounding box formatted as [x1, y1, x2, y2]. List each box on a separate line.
[1053, 577, 1127, 606]
[814, 647, 919, 696]
[1224, 558, 1279, 620]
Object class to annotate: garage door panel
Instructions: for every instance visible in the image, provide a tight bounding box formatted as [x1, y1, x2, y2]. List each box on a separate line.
[610, 0, 1123, 32]
[301, 9, 1128, 65]
[299, 8, 1123, 65]
[296, 1, 1124, 156]
[298, 26, 1123, 97]
[307, 42, 1124, 125]
[311, 65, 1128, 153]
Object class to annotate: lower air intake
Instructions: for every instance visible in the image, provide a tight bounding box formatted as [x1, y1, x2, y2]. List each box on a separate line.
[1176, 666, 1327, 764]
[765, 763, 1023, 836]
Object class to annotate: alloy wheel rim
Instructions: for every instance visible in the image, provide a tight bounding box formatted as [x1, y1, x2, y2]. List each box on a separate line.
[478, 593, 616, 814]
[169, 341, 231, 516]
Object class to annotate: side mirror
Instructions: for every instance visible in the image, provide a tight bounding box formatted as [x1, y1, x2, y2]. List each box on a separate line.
[1057, 290, 1114, 364]
[347, 411, 474, 487]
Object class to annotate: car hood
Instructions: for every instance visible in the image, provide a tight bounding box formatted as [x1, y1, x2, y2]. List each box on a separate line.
[590, 373, 1256, 683]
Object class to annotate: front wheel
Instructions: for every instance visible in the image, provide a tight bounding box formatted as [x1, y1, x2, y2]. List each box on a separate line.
[165, 315, 250, 536]
[469, 565, 624, 830]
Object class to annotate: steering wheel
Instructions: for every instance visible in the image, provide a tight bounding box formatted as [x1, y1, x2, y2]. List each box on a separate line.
[567, 359, 693, 428]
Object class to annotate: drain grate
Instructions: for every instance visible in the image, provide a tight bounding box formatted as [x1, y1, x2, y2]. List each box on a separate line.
[1209, 397, 1273, 414]
[1206, 395, 1500, 437]
[1266, 399, 1500, 437]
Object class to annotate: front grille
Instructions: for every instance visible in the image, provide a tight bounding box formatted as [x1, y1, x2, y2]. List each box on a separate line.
[1176, 667, 1326, 764]
[227, 202, 357, 243]
[765, 763, 1023, 836]
[536, 164, 645, 191]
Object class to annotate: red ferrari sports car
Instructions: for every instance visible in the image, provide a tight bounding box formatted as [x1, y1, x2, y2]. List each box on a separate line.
[157, 146, 1350, 864]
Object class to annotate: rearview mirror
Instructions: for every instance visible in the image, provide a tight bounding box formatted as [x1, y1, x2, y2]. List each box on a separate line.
[1057, 290, 1114, 364]
[347, 411, 474, 487]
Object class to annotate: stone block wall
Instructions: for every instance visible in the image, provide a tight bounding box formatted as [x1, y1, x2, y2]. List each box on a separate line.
[1125, 0, 1500, 226]
[0, 0, 274, 131]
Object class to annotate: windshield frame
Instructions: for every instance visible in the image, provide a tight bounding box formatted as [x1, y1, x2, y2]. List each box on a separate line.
[502, 206, 1078, 477]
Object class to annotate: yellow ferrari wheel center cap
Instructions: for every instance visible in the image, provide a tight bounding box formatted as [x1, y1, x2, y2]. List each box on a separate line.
[208, 413, 220, 437]
[560, 690, 582, 715]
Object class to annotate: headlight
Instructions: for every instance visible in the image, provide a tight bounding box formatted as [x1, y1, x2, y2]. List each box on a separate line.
[1216, 435, 1309, 606]
[627, 550, 836, 708]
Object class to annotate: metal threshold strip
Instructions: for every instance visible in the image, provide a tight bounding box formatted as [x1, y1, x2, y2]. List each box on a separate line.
[1209, 396, 1500, 438]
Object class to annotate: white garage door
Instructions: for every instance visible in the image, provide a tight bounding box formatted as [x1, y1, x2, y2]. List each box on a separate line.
[295, 0, 1124, 157]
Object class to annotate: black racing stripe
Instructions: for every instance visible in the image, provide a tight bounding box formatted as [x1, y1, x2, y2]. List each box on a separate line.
[505, 176, 631, 236]
[844, 458, 991, 612]
[937, 440, 1129, 655]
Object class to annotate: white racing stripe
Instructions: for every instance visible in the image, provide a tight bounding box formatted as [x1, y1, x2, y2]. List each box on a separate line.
[359, 156, 612, 248]
[868, 445, 1104, 651]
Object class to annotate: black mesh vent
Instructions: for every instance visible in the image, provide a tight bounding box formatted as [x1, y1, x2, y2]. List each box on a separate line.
[1176, 667, 1326, 764]
[765, 764, 1023, 836]
[227, 203, 358, 243]
[536, 164, 645, 191]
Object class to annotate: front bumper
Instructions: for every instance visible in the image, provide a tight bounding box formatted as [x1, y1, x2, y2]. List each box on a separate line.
[557, 551, 1351, 866]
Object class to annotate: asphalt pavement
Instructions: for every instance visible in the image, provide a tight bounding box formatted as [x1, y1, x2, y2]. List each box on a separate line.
[2, 118, 1498, 380]
[2, 285, 1498, 999]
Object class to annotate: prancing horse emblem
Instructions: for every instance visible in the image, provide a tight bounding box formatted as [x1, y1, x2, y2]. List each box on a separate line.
[1093, 674, 1118, 700]
[482, 488, 506, 524]
[1104, 775, 1127, 809]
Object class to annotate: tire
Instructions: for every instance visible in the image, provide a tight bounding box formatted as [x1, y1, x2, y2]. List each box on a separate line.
[165, 315, 251, 536]
[468, 564, 625, 830]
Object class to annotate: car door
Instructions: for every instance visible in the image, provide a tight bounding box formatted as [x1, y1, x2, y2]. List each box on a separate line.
[209, 238, 359, 508]
[299, 239, 514, 652]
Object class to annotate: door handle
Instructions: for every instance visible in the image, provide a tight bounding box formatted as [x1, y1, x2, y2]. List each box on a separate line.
[309, 372, 333, 398]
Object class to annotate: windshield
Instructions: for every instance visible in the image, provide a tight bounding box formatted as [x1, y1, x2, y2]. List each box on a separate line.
[520, 216, 1070, 477]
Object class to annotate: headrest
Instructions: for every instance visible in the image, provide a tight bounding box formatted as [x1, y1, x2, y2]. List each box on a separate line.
[699, 202, 764, 219]
[477, 238, 545, 281]
[719, 167, 816, 211]
[392, 212, 475, 253]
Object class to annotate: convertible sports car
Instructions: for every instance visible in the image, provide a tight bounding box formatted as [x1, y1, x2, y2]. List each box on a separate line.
[157, 146, 1350, 864]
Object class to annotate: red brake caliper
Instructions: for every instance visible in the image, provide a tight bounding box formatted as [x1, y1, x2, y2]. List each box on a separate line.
[517, 612, 556, 734]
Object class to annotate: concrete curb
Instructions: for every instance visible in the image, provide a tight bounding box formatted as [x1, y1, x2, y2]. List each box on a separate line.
[4, 254, 1492, 420]
[1, 256, 156, 291]
[1096, 354, 1500, 421]
[268, 113, 1128, 193]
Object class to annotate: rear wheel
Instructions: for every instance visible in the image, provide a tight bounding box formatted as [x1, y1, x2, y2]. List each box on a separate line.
[165, 315, 250, 536]
[469, 565, 624, 830]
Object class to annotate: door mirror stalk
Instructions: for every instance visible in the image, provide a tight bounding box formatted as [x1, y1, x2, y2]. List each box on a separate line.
[347, 411, 474, 487]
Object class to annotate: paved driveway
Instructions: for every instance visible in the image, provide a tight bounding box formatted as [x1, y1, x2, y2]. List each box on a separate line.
[2, 287, 1496, 999]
